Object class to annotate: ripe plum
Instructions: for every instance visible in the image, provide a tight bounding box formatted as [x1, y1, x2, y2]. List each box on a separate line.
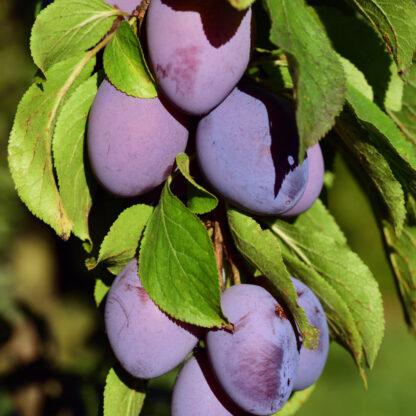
[291, 277, 329, 391]
[88, 80, 188, 197]
[281, 143, 324, 217]
[105, 259, 201, 379]
[146, 0, 253, 115]
[196, 86, 308, 215]
[171, 353, 248, 416]
[206, 284, 299, 415]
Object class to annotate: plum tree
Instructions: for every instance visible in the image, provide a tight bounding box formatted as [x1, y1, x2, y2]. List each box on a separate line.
[281, 143, 324, 217]
[291, 277, 329, 391]
[171, 353, 248, 416]
[196, 86, 308, 215]
[146, 0, 253, 115]
[87, 80, 188, 197]
[104, 259, 201, 379]
[206, 284, 299, 416]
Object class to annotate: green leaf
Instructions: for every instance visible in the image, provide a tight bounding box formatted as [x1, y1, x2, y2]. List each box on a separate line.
[265, 213, 385, 370]
[226, 206, 319, 350]
[346, 85, 416, 178]
[383, 220, 416, 335]
[345, 0, 416, 80]
[312, 6, 393, 108]
[274, 385, 315, 416]
[103, 368, 147, 416]
[389, 63, 416, 143]
[339, 56, 374, 101]
[226, 0, 255, 11]
[335, 107, 406, 234]
[31, 0, 122, 72]
[295, 199, 347, 245]
[270, 202, 366, 377]
[8, 54, 95, 240]
[385, 61, 404, 112]
[139, 181, 226, 328]
[53, 74, 99, 251]
[264, 0, 346, 159]
[87, 204, 153, 275]
[281, 248, 366, 379]
[175, 153, 218, 215]
[94, 279, 110, 307]
[104, 21, 157, 98]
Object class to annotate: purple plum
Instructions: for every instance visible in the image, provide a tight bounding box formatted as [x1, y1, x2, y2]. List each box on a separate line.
[88, 80, 188, 197]
[146, 0, 253, 115]
[206, 284, 299, 415]
[291, 277, 329, 391]
[171, 352, 248, 416]
[196, 86, 308, 215]
[105, 259, 201, 379]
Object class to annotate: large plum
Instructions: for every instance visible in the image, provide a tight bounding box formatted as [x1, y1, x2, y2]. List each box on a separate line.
[291, 277, 329, 391]
[171, 353, 248, 416]
[88, 80, 188, 197]
[206, 284, 299, 415]
[146, 0, 253, 115]
[281, 143, 324, 217]
[104, 259, 201, 379]
[196, 86, 308, 215]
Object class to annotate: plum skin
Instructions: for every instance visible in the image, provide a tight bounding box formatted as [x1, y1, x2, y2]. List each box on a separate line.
[146, 0, 253, 115]
[87, 80, 188, 197]
[291, 277, 329, 391]
[196, 86, 308, 215]
[281, 143, 324, 217]
[172, 352, 248, 416]
[104, 259, 201, 379]
[206, 284, 299, 416]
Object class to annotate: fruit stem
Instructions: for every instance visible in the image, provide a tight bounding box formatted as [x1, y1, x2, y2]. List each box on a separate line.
[133, 0, 151, 34]
[214, 221, 225, 291]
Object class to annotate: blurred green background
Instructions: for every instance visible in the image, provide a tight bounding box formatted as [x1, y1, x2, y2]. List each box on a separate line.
[0, 1, 415, 415]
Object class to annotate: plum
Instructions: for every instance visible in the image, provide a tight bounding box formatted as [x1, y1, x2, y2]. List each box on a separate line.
[146, 0, 253, 115]
[291, 277, 329, 391]
[206, 284, 299, 415]
[104, 259, 201, 379]
[281, 143, 324, 217]
[87, 80, 188, 197]
[171, 353, 248, 416]
[196, 86, 308, 215]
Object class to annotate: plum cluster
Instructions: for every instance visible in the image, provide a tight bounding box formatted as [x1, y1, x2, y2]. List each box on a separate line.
[105, 260, 329, 415]
[89, 0, 330, 413]
[87, 0, 324, 214]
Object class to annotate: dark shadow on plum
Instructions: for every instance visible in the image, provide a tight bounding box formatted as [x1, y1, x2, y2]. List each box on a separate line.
[238, 85, 306, 199]
[161, 0, 248, 48]
[195, 350, 250, 415]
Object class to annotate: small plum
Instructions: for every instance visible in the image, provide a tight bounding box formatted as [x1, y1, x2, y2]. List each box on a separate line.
[146, 0, 253, 115]
[206, 284, 299, 415]
[105, 259, 201, 379]
[291, 277, 329, 391]
[88, 80, 188, 197]
[196, 86, 308, 215]
[171, 353, 248, 416]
